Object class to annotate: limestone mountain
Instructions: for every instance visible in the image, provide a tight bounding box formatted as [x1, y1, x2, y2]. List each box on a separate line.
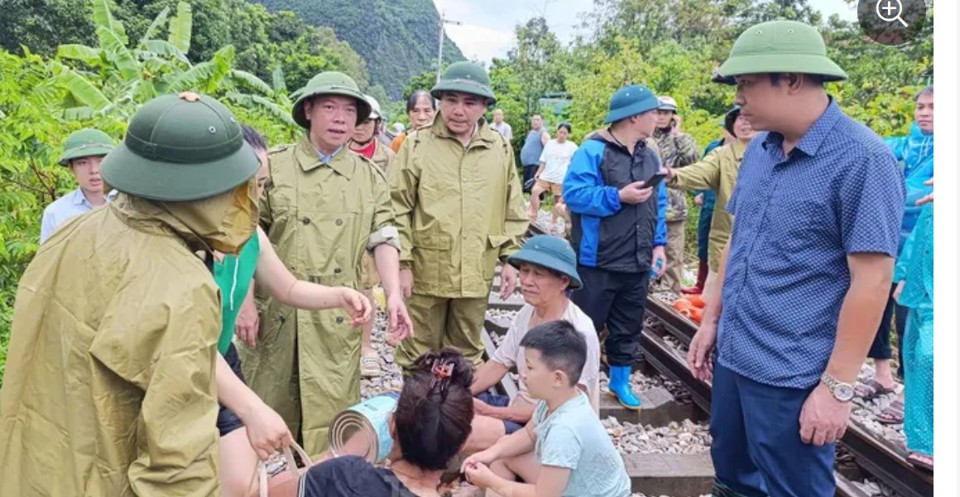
[252, 0, 466, 98]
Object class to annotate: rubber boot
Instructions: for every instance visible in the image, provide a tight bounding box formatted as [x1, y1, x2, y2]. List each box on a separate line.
[682, 259, 709, 295]
[608, 365, 641, 410]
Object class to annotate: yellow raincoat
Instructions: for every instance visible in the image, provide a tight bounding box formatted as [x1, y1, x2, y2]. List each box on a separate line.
[669, 139, 747, 271]
[0, 184, 257, 497]
[239, 137, 397, 456]
[390, 116, 528, 370]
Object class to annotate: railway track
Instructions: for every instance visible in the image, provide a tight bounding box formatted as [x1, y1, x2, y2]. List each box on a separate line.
[642, 295, 934, 497]
[479, 221, 933, 496]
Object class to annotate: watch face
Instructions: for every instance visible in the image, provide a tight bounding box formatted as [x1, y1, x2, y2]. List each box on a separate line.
[835, 384, 855, 402]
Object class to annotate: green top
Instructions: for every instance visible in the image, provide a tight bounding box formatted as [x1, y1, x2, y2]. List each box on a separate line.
[213, 233, 261, 354]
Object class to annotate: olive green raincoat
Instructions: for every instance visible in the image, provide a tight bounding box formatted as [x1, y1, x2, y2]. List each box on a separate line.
[389, 116, 528, 369]
[0, 184, 258, 497]
[239, 137, 396, 456]
[356, 140, 396, 289]
[670, 139, 747, 271]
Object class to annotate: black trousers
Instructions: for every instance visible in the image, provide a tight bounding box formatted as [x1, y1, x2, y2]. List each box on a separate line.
[866, 283, 909, 378]
[522, 165, 538, 192]
[571, 265, 650, 366]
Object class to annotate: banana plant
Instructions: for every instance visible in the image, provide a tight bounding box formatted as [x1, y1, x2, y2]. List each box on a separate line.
[53, 0, 228, 120]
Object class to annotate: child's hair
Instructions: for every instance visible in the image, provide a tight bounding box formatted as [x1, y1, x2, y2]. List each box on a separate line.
[520, 320, 587, 386]
[394, 348, 474, 470]
[557, 122, 572, 133]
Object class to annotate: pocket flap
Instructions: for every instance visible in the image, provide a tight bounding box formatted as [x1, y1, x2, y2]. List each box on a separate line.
[487, 235, 512, 249]
[418, 232, 452, 250]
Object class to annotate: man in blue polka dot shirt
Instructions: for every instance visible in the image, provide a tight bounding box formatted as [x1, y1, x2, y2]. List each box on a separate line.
[685, 21, 905, 497]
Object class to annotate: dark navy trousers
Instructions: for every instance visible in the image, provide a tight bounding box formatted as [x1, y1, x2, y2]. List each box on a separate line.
[710, 364, 836, 497]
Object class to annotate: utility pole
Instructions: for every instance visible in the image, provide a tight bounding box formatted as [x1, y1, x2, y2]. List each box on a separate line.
[436, 11, 463, 84]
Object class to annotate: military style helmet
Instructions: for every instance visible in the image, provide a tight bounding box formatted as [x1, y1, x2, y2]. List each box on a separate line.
[604, 84, 659, 124]
[290, 71, 372, 128]
[657, 96, 678, 113]
[714, 20, 847, 85]
[100, 92, 260, 202]
[59, 128, 116, 166]
[430, 61, 497, 105]
[365, 94, 383, 121]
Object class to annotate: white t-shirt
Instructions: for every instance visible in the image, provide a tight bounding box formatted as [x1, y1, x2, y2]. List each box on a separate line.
[490, 121, 513, 141]
[538, 139, 579, 184]
[490, 302, 601, 413]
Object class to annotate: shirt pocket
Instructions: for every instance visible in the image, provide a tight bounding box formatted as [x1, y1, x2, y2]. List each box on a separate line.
[412, 231, 453, 288]
[765, 197, 832, 255]
[483, 235, 512, 280]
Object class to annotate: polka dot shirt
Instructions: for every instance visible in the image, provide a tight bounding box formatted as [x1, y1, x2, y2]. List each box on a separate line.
[717, 99, 905, 388]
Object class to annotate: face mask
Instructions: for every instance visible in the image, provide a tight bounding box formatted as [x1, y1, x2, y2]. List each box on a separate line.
[160, 178, 259, 255]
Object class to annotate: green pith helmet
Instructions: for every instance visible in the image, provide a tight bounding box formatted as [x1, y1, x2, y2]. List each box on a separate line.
[290, 71, 372, 128]
[714, 20, 847, 85]
[100, 92, 259, 202]
[430, 61, 496, 105]
[59, 128, 115, 166]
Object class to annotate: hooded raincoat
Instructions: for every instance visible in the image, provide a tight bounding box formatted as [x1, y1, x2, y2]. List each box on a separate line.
[885, 122, 934, 255]
[389, 116, 528, 369]
[0, 183, 257, 497]
[239, 137, 397, 456]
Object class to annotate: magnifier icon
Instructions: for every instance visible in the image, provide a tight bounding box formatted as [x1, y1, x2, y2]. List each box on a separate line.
[875, 0, 909, 27]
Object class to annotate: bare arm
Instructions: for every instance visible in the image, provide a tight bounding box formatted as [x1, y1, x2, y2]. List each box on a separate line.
[253, 228, 350, 310]
[471, 360, 511, 395]
[534, 161, 546, 178]
[484, 400, 535, 424]
[825, 254, 894, 383]
[486, 422, 538, 459]
[373, 243, 402, 299]
[702, 239, 731, 324]
[486, 466, 571, 497]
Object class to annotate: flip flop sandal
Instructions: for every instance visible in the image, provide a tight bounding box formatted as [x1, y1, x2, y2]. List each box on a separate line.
[855, 379, 896, 401]
[876, 399, 905, 425]
[361, 356, 381, 378]
[908, 452, 934, 472]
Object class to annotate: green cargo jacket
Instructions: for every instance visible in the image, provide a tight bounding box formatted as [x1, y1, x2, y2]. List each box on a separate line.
[655, 128, 699, 222]
[670, 139, 747, 270]
[390, 116, 528, 298]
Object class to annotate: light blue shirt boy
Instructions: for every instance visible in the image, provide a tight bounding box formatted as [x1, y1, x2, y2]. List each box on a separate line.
[533, 393, 630, 497]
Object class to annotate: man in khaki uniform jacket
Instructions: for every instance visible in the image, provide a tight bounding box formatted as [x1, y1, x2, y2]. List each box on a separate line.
[391, 61, 528, 371]
[665, 106, 756, 301]
[0, 92, 261, 496]
[239, 72, 412, 456]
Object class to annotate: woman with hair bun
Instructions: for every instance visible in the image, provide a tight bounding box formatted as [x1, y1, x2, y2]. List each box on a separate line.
[285, 348, 475, 497]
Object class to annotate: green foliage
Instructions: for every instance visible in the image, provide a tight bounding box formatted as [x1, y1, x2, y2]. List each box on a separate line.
[0, 1, 310, 385]
[0, 0, 370, 104]
[253, 0, 465, 99]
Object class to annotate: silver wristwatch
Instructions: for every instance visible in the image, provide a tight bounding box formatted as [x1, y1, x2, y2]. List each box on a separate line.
[820, 373, 855, 402]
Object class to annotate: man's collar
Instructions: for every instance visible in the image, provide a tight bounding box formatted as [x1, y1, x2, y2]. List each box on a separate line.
[430, 114, 497, 148]
[762, 97, 841, 158]
[70, 188, 88, 206]
[296, 138, 354, 178]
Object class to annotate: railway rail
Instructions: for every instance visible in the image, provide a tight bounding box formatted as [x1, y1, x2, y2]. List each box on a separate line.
[642, 294, 934, 497]
[479, 221, 933, 496]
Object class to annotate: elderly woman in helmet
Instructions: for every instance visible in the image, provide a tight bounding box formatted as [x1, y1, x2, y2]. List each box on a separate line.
[463, 235, 601, 453]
